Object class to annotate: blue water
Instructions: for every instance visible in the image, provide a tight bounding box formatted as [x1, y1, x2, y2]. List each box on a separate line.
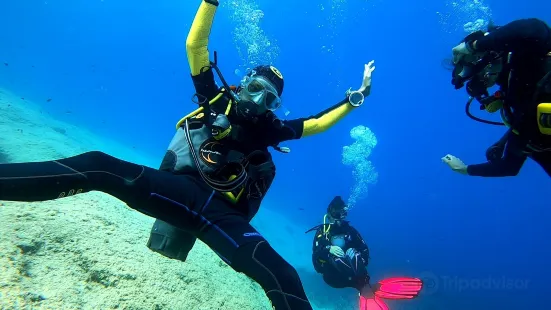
[1, 0, 550, 309]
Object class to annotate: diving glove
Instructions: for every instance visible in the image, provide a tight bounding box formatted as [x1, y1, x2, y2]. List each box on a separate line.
[329, 246, 345, 258]
[345, 248, 357, 260]
[441, 154, 468, 174]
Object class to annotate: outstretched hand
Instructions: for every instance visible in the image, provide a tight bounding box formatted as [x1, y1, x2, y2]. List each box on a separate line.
[359, 60, 375, 96]
[441, 154, 468, 174]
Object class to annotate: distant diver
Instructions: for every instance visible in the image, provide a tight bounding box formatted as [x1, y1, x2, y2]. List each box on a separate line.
[306, 196, 423, 310]
[443, 18, 551, 178]
[0, 0, 377, 309]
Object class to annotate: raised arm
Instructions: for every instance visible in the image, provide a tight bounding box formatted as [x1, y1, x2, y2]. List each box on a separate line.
[186, 0, 220, 98]
[302, 61, 375, 137]
[186, 0, 218, 76]
[267, 61, 376, 144]
[301, 98, 356, 137]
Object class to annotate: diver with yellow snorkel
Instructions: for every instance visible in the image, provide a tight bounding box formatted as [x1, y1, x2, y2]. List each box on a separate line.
[442, 18, 551, 178]
[0, 0, 376, 309]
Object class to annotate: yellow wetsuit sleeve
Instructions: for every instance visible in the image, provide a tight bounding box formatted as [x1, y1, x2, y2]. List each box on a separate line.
[185, 1, 218, 77]
[301, 100, 355, 137]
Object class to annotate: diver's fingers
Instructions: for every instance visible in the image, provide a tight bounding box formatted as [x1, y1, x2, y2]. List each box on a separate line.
[366, 60, 375, 70]
[363, 62, 375, 78]
[441, 154, 452, 162]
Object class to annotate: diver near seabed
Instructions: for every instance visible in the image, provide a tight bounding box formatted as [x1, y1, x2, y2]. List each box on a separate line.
[441, 18, 551, 178]
[0, 0, 378, 309]
[306, 196, 423, 310]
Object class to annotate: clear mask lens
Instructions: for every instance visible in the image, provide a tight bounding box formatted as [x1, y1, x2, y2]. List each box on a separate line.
[242, 76, 281, 111]
[247, 79, 265, 93]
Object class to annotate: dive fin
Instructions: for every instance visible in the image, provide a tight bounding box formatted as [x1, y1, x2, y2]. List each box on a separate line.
[359, 295, 389, 310]
[374, 277, 423, 300]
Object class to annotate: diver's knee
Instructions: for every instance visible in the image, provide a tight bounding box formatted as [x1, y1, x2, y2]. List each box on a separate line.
[235, 241, 287, 265]
[58, 151, 114, 172]
[71, 151, 113, 168]
[80, 151, 110, 161]
[232, 240, 302, 291]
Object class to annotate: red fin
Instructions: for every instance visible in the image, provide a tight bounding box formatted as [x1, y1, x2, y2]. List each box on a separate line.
[359, 295, 389, 310]
[374, 277, 423, 300]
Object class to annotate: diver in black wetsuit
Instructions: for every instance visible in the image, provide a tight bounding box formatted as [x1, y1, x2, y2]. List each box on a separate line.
[308, 197, 424, 310]
[442, 18, 551, 178]
[0, 1, 377, 309]
[309, 197, 371, 294]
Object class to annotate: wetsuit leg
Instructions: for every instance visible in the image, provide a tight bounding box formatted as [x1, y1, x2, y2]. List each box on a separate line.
[0, 151, 313, 310]
[0, 151, 210, 224]
[322, 267, 350, 289]
[322, 255, 369, 291]
[147, 219, 197, 262]
[149, 191, 312, 310]
[0, 151, 151, 203]
[529, 152, 551, 177]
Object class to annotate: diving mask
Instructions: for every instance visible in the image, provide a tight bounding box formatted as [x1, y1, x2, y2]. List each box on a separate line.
[327, 196, 348, 220]
[328, 205, 348, 220]
[240, 74, 282, 112]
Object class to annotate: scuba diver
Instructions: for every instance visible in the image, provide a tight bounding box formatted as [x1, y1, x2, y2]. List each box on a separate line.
[306, 196, 423, 310]
[442, 18, 551, 178]
[0, 1, 376, 309]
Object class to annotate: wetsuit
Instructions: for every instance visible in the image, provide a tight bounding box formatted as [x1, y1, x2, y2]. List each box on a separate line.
[465, 18, 551, 177]
[312, 220, 370, 291]
[0, 1, 366, 309]
[476, 128, 551, 177]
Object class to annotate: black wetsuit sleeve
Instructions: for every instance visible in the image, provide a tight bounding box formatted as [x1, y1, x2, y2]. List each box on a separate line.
[312, 227, 331, 261]
[467, 134, 528, 177]
[349, 226, 369, 264]
[265, 118, 305, 145]
[475, 18, 551, 54]
[191, 67, 220, 101]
